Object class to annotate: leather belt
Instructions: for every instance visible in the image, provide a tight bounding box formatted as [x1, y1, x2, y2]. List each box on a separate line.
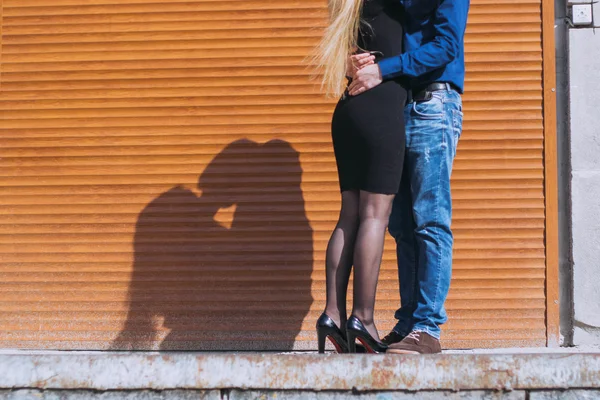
[408, 82, 456, 103]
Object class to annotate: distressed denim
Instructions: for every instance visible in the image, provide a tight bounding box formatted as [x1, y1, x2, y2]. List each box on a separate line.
[388, 86, 463, 339]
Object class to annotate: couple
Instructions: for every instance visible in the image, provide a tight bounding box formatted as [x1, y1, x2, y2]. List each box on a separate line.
[315, 0, 469, 354]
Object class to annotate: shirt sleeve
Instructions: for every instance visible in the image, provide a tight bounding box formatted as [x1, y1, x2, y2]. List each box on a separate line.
[378, 0, 469, 80]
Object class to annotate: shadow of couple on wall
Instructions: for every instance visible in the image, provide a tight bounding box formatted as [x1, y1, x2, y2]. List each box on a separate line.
[111, 139, 314, 351]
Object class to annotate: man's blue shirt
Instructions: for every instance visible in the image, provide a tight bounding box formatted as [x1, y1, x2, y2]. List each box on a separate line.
[377, 0, 470, 93]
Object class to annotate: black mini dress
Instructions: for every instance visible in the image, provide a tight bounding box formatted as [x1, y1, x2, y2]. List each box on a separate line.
[331, 0, 407, 195]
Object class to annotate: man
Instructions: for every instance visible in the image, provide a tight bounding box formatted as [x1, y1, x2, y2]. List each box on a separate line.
[348, 0, 470, 354]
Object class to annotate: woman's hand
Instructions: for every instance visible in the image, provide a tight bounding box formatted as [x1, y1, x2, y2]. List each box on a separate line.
[346, 53, 375, 79]
[348, 63, 383, 96]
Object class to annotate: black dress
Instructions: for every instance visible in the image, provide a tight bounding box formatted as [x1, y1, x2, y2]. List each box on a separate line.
[331, 0, 407, 195]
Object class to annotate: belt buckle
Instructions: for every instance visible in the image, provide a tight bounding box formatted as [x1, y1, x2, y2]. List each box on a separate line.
[414, 90, 433, 102]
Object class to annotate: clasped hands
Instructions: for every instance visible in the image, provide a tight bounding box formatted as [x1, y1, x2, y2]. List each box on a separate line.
[346, 52, 383, 96]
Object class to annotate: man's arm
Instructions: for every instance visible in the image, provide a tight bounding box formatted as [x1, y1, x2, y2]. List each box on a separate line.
[377, 0, 470, 80]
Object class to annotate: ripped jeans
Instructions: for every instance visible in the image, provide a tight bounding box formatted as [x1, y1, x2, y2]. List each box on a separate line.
[388, 86, 463, 339]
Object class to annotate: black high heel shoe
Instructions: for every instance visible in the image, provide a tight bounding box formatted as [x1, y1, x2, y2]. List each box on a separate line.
[316, 313, 348, 353]
[346, 316, 388, 354]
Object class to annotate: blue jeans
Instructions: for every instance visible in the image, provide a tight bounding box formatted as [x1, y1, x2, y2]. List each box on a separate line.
[388, 86, 463, 339]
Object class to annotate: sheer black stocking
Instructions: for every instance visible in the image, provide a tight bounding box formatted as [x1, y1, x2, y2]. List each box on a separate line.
[324, 190, 359, 328]
[351, 190, 395, 341]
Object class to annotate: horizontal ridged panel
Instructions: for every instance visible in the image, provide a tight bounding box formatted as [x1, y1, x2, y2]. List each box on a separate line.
[0, 0, 549, 350]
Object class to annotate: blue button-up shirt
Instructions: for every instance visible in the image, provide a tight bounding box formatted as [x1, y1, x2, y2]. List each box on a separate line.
[377, 0, 470, 93]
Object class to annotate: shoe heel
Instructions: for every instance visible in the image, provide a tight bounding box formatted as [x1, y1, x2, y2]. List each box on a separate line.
[345, 316, 388, 354]
[346, 331, 357, 353]
[317, 329, 327, 354]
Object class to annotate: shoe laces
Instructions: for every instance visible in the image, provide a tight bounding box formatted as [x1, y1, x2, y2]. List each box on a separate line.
[406, 331, 421, 342]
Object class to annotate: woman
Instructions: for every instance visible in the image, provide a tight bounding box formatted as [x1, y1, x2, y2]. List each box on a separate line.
[314, 0, 406, 353]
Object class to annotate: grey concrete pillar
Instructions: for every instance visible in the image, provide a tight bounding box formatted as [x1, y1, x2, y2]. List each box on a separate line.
[568, 24, 600, 347]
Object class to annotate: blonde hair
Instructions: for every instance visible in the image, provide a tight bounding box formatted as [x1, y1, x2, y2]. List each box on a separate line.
[312, 0, 364, 97]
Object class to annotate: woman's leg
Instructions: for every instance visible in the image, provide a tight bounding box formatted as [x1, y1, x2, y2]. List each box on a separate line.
[323, 190, 360, 327]
[351, 190, 395, 341]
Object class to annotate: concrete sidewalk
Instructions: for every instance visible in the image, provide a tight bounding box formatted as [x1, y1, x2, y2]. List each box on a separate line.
[0, 350, 599, 399]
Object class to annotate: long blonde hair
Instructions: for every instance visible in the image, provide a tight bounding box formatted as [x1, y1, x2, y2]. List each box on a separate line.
[312, 0, 364, 97]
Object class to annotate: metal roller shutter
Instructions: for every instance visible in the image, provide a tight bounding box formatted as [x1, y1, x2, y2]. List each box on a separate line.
[0, 0, 558, 349]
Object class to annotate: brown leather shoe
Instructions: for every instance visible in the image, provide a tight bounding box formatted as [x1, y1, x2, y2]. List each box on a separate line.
[386, 331, 441, 354]
[381, 330, 406, 345]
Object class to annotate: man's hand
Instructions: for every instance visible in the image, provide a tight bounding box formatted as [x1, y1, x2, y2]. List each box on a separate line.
[348, 63, 383, 96]
[346, 53, 375, 78]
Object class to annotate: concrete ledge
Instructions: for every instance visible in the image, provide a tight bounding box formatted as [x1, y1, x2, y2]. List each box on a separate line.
[0, 351, 599, 392]
[5, 390, 600, 400]
[0, 389, 576, 400]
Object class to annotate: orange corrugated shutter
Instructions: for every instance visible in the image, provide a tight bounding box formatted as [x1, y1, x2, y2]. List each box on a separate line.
[0, 0, 553, 349]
